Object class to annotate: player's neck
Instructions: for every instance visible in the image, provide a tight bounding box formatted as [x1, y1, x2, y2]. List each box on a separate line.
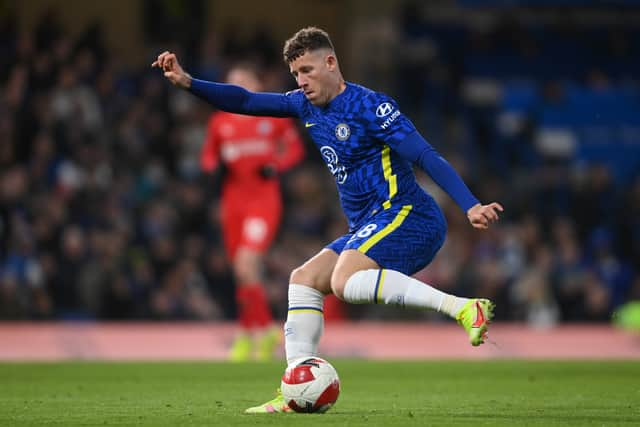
[324, 79, 347, 106]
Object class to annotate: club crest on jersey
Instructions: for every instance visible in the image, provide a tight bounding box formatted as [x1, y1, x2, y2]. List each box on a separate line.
[320, 145, 348, 184]
[376, 102, 394, 118]
[335, 123, 350, 141]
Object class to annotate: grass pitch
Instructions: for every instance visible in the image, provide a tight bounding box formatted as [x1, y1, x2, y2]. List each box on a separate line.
[0, 360, 638, 426]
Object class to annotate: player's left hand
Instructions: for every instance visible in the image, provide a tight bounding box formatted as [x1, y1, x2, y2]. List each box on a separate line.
[467, 202, 504, 230]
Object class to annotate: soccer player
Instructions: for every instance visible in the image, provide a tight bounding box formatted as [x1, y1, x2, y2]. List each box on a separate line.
[153, 27, 503, 413]
[201, 63, 304, 361]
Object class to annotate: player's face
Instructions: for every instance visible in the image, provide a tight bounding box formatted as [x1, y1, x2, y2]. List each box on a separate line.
[289, 50, 340, 106]
[226, 68, 262, 92]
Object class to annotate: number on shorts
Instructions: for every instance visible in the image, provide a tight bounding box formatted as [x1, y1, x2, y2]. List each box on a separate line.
[348, 223, 378, 243]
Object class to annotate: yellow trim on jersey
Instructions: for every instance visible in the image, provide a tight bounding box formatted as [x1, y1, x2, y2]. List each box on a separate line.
[357, 205, 413, 254]
[381, 145, 397, 210]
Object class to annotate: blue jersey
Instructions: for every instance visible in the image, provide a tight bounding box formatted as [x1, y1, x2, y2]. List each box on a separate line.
[282, 83, 426, 230]
[190, 77, 480, 273]
[190, 78, 479, 231]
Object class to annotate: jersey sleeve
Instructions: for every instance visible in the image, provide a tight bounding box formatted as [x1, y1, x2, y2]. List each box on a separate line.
[189, 78, 302, 118]
[272, 119, 305, 172]
[201, 114, 220, 172]
[365, 93, 479, 213]
[363, 93, 417, 148]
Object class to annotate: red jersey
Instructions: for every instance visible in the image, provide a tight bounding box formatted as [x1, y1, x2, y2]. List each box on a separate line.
[201, 112, 304, 200]
[201, 113, 303, 258]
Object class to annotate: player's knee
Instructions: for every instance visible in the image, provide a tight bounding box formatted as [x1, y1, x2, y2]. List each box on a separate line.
[290, 265, 325, 292]
[329, 272, 349, 301]
[233, 249, 263, 284]
[233, 258, 259, 284]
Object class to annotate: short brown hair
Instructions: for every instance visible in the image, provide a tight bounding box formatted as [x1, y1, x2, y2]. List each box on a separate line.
[283, 27, 335, 63]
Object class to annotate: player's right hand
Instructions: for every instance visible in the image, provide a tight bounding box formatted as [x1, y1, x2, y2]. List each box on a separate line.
[152, 51, 191, 89]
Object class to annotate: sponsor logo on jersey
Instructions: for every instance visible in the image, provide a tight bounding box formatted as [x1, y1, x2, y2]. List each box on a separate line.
[376, 102, 394, 118]
[221, 139, 270, 162]
[305, 122, 316, 128]
[320, 145, 348, 184]
[335, 123, 350, 141]
[380, 110, 401, 130]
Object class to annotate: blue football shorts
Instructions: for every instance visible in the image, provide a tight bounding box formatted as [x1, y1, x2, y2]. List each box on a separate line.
[326, 199, 447, 276]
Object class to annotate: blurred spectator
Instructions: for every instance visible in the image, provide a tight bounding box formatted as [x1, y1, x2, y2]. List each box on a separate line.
[510, 244, 559, 328]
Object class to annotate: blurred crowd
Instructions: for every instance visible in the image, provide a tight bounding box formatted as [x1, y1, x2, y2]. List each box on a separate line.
[1, 3, 639, 326]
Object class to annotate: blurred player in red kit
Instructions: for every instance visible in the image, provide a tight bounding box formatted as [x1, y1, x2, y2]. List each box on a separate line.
[201, 64, 304, 361]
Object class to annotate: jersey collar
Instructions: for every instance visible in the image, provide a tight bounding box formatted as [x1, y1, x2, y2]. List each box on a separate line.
[323, 82, 352, 112]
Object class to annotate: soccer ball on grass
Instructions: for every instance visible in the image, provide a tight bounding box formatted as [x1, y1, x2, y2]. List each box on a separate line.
[281, 357, 340, 413]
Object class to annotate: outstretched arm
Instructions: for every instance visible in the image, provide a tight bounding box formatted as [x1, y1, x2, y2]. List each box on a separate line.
[152, 51, 298, 117]
[364, 93, 502, 229]
[395, 131, 503, 230]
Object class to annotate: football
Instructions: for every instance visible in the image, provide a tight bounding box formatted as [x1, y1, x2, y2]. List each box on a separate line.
[280, 357, 340, 413]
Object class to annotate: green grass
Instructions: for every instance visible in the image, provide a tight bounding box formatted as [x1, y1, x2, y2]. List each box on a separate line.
[0, 361, 639, 426]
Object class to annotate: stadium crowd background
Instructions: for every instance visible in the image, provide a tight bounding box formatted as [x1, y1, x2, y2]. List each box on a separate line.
[1, 0, 639, 327]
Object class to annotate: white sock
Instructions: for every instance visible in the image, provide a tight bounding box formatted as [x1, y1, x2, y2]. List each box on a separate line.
[342, 269, 469, 318]
[284, 284, 324, 366]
